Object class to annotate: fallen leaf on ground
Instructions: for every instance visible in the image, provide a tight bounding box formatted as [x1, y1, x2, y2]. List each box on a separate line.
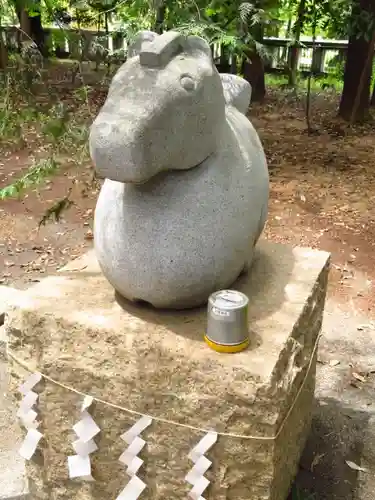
[57, 265, 88, 273]
[329, 359, 340, 367]
[345, 460, 368, 472]
[352, 372, 367, 383]
[311, 453, 325, 471]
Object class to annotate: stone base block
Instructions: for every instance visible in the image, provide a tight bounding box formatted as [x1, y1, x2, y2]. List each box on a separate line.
[0, 289, 30, 500]
[0, 331, 30, 500]
[4, 240, 329, 500]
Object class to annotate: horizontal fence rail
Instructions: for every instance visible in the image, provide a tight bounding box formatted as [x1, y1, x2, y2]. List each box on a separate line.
[1, 26, 350, 75]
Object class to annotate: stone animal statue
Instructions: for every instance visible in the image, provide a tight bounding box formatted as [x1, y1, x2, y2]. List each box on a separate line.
[90, 30, 269, 309]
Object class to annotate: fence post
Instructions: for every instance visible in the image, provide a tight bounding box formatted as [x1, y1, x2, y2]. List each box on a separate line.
[97, 31, 109, 50]
[216, 45, 230, 73]
[264, 46, 277, 70]
[311, 45, 324, 74]
[51, 28, 68, 57]
[81, 31, 94, 60]
[68, 30, 81, 60]
[230, 54, 237, 74]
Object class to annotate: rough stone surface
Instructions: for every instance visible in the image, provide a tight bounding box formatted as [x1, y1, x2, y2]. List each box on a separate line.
[5, 240, 329, 500]
[139, 30, 182, 68]
[2, 284, 374, 500]
[127, 30, 157, 59]
[0, 326, 29, 500]
[0, 288, 30, 499]
[89, 30, 269, 309]
[220, 73, 252, 114]
[0, 286, 23, 326]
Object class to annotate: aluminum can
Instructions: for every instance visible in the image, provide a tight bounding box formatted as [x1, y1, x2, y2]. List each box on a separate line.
[205, 290, 249, 353]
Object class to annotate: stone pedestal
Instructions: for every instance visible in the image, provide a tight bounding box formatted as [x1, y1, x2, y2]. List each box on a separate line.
[5, 240, 330, 500]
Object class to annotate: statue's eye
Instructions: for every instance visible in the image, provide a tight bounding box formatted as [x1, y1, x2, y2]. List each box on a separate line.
[180, 75, 195, 91]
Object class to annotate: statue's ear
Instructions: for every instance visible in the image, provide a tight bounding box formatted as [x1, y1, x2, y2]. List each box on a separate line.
[128, 30, 158, 58]
[182, 35, 212, 57]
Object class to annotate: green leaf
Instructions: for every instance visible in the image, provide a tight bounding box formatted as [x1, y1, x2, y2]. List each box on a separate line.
[0, 158, 60, 200]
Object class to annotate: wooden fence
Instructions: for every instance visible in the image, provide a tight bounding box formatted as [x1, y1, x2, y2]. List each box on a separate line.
[2, 26, 349, 75]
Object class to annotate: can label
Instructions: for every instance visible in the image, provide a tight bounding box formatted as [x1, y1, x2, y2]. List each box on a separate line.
[211, 307, 230, 317]
[210, 305, 234, 323]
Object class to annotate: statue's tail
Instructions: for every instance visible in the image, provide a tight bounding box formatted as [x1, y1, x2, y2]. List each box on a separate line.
[220, 73, 252, 115]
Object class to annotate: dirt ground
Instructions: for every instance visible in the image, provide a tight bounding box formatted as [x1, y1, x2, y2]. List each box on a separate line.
[251, 91, 375, 316]
[0, 83, 374, 318]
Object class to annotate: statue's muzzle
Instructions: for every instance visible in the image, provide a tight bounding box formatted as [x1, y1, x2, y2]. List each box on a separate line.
[89, 119, 155, 184]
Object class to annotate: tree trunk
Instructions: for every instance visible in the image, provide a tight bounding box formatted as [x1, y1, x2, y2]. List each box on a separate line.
[30, 13, 45, 54]
[242, 22, 266, 102]
[281, 15, 293, 63]
[242, 52, 266, 102]
[14, 0, 46, 55]
[104, 12, 109, 35]
[0, 40, 7, 69]
[288, 0, 306, 86]
[154, 5, 166, 34]
[370, 80, 375, 106]
[19, 8, 31, 37]
[339, 0, 375, 122]
[288, 46, 300, 86]
[0, 14, 8, 69]
[0, 33, 7, 69]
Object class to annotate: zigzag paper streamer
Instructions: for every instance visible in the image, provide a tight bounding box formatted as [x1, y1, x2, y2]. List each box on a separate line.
[116, 416, 152, 500]
[17, 372, 43, 460]
[186, 431, 218, 500]
[68, 395, 100, 481]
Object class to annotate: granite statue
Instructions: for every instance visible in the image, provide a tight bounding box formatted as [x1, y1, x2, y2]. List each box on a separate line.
[89, 30, 269, 309]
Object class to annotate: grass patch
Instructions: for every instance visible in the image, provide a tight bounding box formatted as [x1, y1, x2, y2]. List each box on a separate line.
[266, 73, 344, 93]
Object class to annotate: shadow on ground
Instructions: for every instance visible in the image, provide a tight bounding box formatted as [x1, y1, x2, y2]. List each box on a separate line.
[290, 398, 374, 500]
[288, 303, 375, 500]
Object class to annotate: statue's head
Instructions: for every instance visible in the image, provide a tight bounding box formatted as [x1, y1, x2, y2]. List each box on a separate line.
[89, 30, 226, 184]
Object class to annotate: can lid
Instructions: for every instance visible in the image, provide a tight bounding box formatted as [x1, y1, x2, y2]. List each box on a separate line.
[210, 290, 248, 310]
